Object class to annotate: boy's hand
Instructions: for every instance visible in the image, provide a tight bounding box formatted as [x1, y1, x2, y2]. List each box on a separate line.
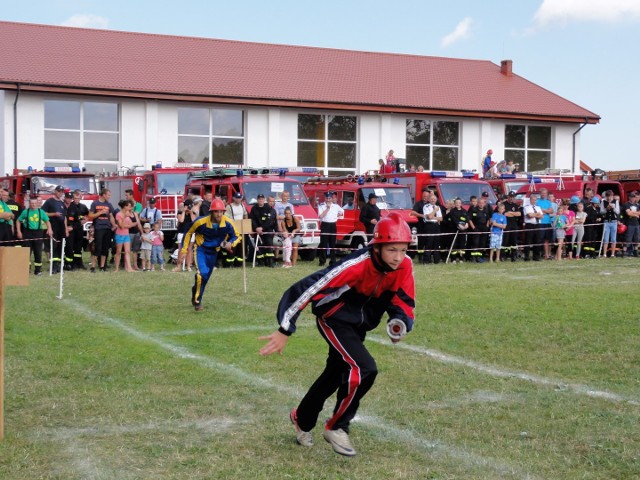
[259, 331, 289, 356]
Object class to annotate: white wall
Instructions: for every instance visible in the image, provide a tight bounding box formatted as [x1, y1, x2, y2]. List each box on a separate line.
[1, 91, 580, 175]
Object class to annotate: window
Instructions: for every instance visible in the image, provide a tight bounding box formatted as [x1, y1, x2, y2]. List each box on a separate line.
[44, 100, 119, 173]
[297, 114, 357, 175]
[504, 125, 552, 172]
[405, 119, 459, 171]
[178, 107, 244, 166]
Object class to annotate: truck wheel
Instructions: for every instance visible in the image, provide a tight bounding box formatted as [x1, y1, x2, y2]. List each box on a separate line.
[350, 237, 366, 252]
[299, 247, 316, 261]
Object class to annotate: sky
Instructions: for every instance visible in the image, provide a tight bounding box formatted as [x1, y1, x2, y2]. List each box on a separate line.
[1, 0, 639, 170]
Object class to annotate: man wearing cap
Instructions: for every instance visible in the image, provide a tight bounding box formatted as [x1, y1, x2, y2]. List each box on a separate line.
[317, 191, 344, 267]
[359, 193, 380, 241]
[66, 189, 90, 269]
[89, 188, 116, 272]
[224, 192, 249, 267]
[502, 191, 522, 262]
[140, 198, 162, 227]
[42, 185, 69, 273]
[250, 193, 278, 267]
[622, 192, 639, 257]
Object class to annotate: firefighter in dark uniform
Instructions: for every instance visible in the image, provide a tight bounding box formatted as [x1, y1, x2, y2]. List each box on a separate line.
[249, 193, 277, 267]
[410, 189, 430, 260]
[41, 185, 68, 273]
[502, 191, 522, 261]
[359, 192, 380, 241]
[66, 189, 90, 269]
[449, 198, 469, 262]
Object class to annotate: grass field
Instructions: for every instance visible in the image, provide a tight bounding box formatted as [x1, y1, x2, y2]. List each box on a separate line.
[1, 256, 639, 479]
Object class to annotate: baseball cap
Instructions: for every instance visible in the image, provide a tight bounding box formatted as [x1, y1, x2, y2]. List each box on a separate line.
[629, 191, 637, 197]
[257, 193, 265, 199]
[508, 191, 516, 196]
[54, 185, 65, 192]
[64, 191, 73, 199]
[324, 192, 332, 199]
[233, 192, 243, 199]
[481, 191, 489, 197]
[192, 196, 202, 203]
[149, 198, 157, 204]
[143, 223, 151, 229]
[368, 193, 377, 200]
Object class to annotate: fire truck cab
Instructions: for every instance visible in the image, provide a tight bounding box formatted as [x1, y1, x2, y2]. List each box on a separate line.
[0, 167, 98, 209]
[185, 167, 321, 255]
[373, 170, 498, 208]
[606, 169, 640, 199]
[99, 164, 206, 233]
[303, 176, 418, 251]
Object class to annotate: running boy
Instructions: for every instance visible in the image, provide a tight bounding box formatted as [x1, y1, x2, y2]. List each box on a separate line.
[259, 212, 415, 457]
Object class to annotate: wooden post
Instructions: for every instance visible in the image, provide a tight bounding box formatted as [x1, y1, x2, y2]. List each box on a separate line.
[238, 219, 253, 294]
[0, 247, 30, 441]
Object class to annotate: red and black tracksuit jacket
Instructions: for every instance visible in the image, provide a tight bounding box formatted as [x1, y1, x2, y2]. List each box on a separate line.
[276, 246, 415, 433]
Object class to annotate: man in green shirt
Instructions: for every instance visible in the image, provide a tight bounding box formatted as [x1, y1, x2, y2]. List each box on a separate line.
[16, 197, 53, 275]
[0, 188, 15, 244]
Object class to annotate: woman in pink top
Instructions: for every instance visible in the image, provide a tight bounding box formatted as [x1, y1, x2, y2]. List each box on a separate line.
[114, 200, 141, 272]
[562, 198, 576, 259]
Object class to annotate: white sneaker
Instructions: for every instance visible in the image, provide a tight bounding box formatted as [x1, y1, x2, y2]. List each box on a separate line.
[290, 409, 313, 447]
[323, 428, 356, 456]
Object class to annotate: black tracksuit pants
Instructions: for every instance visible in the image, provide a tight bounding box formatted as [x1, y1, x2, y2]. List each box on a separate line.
[295, 318, 378, 434]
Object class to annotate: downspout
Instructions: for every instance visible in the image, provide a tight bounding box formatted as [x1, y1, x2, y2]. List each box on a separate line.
[572, 119, 588, 173]
[13, 83, 21, 171]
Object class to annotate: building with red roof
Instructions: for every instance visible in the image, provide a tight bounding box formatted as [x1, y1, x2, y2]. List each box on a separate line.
[0, 21, 599, 176]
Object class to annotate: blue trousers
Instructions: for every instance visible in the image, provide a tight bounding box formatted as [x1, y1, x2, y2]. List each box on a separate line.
[192, 245, 218, 306]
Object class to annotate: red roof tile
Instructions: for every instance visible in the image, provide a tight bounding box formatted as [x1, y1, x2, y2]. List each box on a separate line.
[0, 21, 599, 123]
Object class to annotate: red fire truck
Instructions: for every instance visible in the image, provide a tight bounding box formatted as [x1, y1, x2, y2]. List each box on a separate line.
[303, 176, 418, 251]
[0, 167, 99, 209]
[606, 169, 640, 199]
[98, 164, 206, 233]
[185, 168, 321, 256]
[372, 170, 498, 208]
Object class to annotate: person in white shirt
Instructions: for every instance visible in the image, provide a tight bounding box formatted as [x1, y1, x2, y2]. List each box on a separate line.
[317, 192, 344, 267]
[523, 194, 544, 261]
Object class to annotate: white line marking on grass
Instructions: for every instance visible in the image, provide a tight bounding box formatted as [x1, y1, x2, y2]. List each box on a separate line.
[368, 336, 640, 406]
[65, 300, 533, 478]
[155, 325, 271, 337]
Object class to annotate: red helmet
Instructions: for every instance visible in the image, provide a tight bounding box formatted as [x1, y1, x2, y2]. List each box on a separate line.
[370, 212, 412, 245]
[210, 199, 226, 212]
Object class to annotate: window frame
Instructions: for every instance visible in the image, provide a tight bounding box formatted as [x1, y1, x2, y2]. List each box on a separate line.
[297, 113, 358, 175]
[43, 99, 120, 173]
[177, 106, 245, 166]
[504, 124, 553, 172]
[405, 118, 460, 171]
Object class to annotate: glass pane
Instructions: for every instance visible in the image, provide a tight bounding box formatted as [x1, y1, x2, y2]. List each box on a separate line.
[178, 107, 209, 135]
[433, 121, 459, 146]
[178, 136, 209, 163]
[433, 147, 458, 170]
[84, 102, 118, 131]
[328, 143, 356, 169]
[406, 119, 430, 144]
[328, 115, 357, 141]
[212, 138, 243, 165]
[82, 162, 118, 174]
[212, 109, 243, 136]
[527, 151, 550, 171]
[45, 130, 80, 159]
[84, 132, 118, 162]
[298, 141, 324, 167]
[504, 150, 524, 172]
[45, 100, 80, 129]
[156, 173, 189, 194]
[406, 146, 430, 170]
[505, 125, 525, 148]
[298, 114, 325, 140]
[528, 126, 551, 149]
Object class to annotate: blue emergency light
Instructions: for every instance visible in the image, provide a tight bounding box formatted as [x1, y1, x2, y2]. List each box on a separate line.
[462, 171, 475, 178]
[278, 169, 287, 177]
[393, 177, 400, 184]
[430, 171, 447, 178]
[500, 174, 516, 179]
[357, 176, 365, 185]
[236, 169, 244, 177]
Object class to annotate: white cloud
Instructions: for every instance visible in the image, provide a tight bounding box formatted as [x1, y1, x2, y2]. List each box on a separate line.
[534, 0, 640, 26]
[441, 17, 473, 47]
[60, 14, 110, 29]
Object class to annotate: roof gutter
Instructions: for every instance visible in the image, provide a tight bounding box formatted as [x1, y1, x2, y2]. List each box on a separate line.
[12, 83, 21, 171]
[572, 119, 588, 173]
